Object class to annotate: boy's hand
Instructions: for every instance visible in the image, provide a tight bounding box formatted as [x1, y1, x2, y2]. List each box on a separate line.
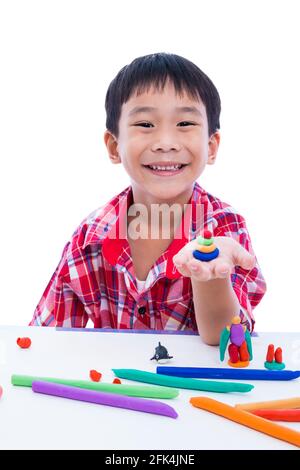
[172, 236, 256, 282]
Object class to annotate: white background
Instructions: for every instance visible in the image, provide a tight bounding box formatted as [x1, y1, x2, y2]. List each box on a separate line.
[0, 0, 299, 330]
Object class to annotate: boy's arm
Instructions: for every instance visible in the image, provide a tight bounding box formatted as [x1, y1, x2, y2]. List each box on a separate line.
[212, 210, 267, 334]
[190, 275, 240, 345]
[173, 213, 267, 345]
[29, 242, 89, 328]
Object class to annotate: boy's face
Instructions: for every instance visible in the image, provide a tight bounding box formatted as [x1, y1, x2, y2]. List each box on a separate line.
[104, 81, 220, 204]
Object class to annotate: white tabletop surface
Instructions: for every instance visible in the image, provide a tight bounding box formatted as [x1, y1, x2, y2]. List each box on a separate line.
[0, 326, 300, 450]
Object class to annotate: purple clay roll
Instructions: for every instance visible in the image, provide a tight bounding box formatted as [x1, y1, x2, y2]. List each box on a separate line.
[32, 381, 178, 419]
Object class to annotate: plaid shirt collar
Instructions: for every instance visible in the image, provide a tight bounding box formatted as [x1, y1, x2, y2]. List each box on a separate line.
[82, 181, 213, 280]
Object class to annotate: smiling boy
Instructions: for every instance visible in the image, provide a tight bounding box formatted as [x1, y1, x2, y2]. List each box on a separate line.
[30, 53, 266, 344]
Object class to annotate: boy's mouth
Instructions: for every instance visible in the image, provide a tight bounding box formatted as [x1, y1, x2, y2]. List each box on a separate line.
[142, 163, 189, 176]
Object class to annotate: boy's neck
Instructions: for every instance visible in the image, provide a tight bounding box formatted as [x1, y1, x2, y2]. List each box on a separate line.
[127, 184, 194, 240]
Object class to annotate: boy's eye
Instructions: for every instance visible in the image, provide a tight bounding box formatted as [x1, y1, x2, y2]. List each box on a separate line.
[178, 121, 195, 127]
[134, 122, 154, 128]
[133, 121, 196, 128]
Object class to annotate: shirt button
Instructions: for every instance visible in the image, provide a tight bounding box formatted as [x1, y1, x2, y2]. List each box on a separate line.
[138, 306, 146, 315]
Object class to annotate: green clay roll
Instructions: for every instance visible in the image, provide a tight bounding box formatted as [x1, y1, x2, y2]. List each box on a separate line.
[11, 374, 178, 399]
[112, 369, 254, 393]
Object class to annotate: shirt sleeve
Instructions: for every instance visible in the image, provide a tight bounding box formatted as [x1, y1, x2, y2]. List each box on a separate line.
[213, 209, 267, 332]
[29, 242, 89, 328]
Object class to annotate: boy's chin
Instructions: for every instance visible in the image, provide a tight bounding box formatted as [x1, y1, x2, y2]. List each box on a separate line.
[144, 183, 192, 201]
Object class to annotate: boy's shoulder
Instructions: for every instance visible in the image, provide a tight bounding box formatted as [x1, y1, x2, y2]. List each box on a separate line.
[194, 182, 246, 226]
[194, 185, 250, 242]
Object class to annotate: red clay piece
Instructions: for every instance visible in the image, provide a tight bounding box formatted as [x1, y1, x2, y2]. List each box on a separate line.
[113, 378, 122, 384]
[17, 337, 31, 349]
[239, 341, 250, 362]
[203, 230, 212, 239]
[228, 344, 239, 363]
[89, 370, 102, 382]
[0, 385, 3, 399]
[275, 347, 283, 363]
[266, 344, 274, 362]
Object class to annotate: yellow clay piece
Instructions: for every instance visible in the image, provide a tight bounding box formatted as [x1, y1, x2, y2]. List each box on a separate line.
[195, 243, 217, 253]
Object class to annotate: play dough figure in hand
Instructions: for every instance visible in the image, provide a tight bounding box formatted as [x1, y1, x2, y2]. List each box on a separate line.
[220, 316, 253, 367]
[193, 230, 219, 262]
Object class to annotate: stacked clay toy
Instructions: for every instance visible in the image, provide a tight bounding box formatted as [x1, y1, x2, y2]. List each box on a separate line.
[220, 316, 253, 368]
[193, 230, 219, 262]
[264, 344, 285, 370]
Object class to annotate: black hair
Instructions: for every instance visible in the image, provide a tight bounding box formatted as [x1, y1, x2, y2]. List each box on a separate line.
[105, 52, 221, 137]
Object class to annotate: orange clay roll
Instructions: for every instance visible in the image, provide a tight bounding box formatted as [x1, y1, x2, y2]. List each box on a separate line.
[190, 396, 300, 448]
[235, 397, 300, 411]
[250, 409, 300, 422]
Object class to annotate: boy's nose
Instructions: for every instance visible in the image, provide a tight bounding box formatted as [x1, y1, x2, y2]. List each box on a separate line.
[151, 141, 182, 152]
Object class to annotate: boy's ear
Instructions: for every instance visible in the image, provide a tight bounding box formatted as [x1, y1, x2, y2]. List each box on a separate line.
[207, 131, 220, 165]
[104, 130, 122, 164]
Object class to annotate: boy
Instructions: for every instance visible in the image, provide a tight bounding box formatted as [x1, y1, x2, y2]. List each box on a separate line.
[30, 52, 266, 345]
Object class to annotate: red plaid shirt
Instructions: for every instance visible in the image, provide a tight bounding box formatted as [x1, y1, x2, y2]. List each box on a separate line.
[30, 182, 266, 331]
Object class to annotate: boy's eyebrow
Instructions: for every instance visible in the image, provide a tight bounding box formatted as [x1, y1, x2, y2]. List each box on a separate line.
[128, 106, 157, 116]
[175, 106, 203, 117]
[128, 106, 203, 117]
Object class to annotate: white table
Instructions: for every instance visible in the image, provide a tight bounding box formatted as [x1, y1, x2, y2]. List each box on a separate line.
[0, 326, 299, 450]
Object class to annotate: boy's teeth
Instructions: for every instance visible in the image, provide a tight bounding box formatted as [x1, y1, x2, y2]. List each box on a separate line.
[148, 164, 183, 171]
